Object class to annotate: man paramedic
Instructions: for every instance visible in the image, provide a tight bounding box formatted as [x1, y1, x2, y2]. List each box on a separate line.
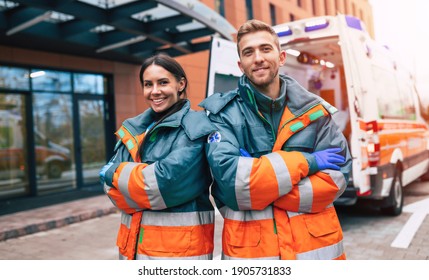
[200, 19, 352, 260]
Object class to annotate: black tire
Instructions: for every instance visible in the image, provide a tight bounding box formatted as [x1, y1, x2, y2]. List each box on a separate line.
[381, 167, 403, 216]
[47, 162, 63, 179]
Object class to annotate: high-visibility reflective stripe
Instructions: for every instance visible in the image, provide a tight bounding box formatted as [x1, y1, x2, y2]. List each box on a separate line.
[126, 139, 135, 150]
[296, 240, 344, 260]
[120, 213, 132, 228]
[287, 204, 334, 218]
[117, 163, 141, 209]
[264, 153, 292, 196]
[235, 152, 296, 210]
[298, 177, 313, 212]
[222, 253, 279, 260]
[136, 253, 213, 260]
[290, 121, 304, 132]
[141, 211, 214, 226]
[322, 101, 338, 114]
[117, 162, 141, 209]
[220, 205, 273, 221]
[324, 169, 347, 199]
[104, 183, 118, 208]
[309, 109, 324, 121]
[117, 128, 125, 138]
[118, 253, 127, 260]
[235, 157, 253, 209]
[287, 210, 301, 218]
[142, 163, 167, 210]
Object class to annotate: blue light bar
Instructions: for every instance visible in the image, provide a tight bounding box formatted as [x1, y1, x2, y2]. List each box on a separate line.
[277, 27, 292, 37]
[304, 19, 329, 32]
[345, 15, 363, 31]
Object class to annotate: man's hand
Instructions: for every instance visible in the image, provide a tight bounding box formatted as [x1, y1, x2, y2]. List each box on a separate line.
[312, 148, 345, 171]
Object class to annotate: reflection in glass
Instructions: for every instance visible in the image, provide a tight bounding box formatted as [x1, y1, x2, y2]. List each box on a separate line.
[1, 65, 110, 198]
[0, 66, 30, 90]
[31, 69, 71, 92]
[0, 94, 29, 197]
[33, 92, 76, 193]
[73, 73, 106, 94]
[79, 100, 106, 185]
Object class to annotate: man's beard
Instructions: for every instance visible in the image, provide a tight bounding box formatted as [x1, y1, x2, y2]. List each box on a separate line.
[248, 69, 279, 91]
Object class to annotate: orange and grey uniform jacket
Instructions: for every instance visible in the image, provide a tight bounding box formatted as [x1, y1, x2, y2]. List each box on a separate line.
[102, 100, 216, 260]
[199, 75, 352, 260]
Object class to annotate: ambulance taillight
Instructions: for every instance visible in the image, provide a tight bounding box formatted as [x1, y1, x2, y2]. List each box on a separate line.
[365, 120, 380, 167]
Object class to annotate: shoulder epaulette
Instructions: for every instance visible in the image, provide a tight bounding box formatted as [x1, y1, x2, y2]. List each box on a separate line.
[182, 110, 216, 140]
[320, 100, 338, 115]
[199, 90, 239, 114]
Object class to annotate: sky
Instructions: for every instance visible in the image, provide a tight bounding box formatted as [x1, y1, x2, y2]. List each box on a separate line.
[369, 0, 429, 105]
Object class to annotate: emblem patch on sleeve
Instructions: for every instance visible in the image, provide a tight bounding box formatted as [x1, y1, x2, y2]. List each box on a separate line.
[208, 131, 221, 143]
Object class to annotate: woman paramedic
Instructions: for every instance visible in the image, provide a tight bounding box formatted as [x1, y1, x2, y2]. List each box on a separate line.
[99, 53, 216, 260]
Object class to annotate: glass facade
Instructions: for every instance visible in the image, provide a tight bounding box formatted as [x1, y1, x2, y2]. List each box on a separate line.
[215, 0, 225, 17]
[78, 99, 106, 186]
[246, 0, 253, 20]
[31, 69, 72, 92]
[0, 67, 29, 90]
[33, 92, 76, 194]
[270, 3, 277, 25]
[0, 93, 29, 197]
[73, 73, 106, 95]
[0, 65, 111, 199]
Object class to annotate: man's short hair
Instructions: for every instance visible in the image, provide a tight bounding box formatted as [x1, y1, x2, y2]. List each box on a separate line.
[236, 19, 280, 55]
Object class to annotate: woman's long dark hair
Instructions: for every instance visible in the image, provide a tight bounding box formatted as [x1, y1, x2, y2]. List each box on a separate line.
[137, 53, 188, 161]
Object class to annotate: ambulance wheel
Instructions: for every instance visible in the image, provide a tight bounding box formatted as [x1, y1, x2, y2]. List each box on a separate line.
[47, 161, 63, 179]
[381, 167, 403, 216]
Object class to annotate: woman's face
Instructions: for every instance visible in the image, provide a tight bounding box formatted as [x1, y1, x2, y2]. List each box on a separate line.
[142, 64, 185, 113]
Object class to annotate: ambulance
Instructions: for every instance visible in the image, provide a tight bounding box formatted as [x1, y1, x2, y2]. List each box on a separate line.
[0, 110, 72, 181]
[206, 15, 429, 216]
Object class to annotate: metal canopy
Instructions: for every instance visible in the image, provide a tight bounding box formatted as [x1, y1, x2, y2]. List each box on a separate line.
[0, 0, 236, 64]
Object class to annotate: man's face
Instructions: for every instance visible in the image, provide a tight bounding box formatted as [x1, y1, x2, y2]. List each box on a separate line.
[237, 31, 286, 91]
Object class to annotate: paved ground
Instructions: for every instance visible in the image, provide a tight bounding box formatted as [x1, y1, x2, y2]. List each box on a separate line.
[338, 179, 429, 260]
[0, 213, 119, 260]
[0, 194, 224, 260]
[0, 194, 116, 242]
[339, 206, 429, 260]
[1, 179, 429, 260]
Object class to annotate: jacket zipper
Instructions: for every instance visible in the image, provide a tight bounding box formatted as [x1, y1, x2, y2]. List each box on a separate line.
[255, 103, 276, 142]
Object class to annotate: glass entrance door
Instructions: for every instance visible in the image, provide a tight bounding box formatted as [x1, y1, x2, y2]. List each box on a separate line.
[78, 99, 106, 186]
[0, 93, 30, 197]
[32, 92, 77, 194]
[0, 65, 113, 199]
[73, 72, 109, 187]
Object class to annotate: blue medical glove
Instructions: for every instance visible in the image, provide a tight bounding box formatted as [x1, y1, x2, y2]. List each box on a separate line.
[312, 148, 345, 171]
[99, 162, 113, 185]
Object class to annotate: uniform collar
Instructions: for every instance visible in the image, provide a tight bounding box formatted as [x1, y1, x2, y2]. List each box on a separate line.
[238, 75, 286, 113]
[123, 99, 190, 136]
